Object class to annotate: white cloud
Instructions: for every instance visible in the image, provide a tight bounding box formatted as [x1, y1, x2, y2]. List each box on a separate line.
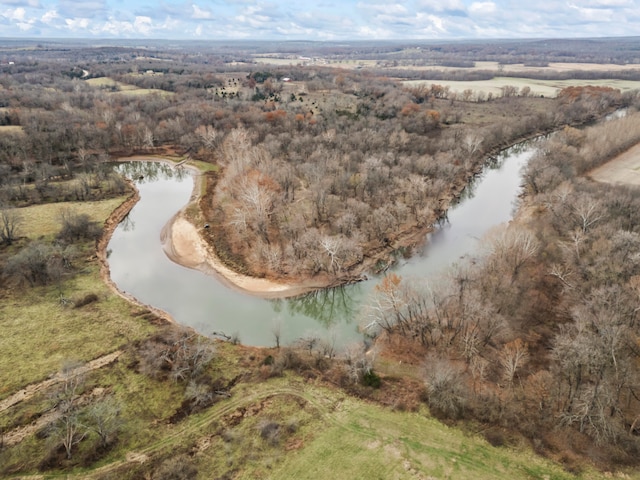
[235, 8, 271, 29]
[0, 0, 639, 41]
[275, 22, 314, 36]
[4, 6, 26, 21]
[359, 2, 408, 15]
[357, 24, 394, 38]
[418, 0, 465, 13]
[96, 16, 155, 36]
[192, 5, 212, 20]
[425, 14, 445, 32]
[100, 18, 131, 35]
[134, 16, 152, 35]
[41, 9, 58, 24]
[568, 2, 615, 20]
[65, 17, 90, 31]
[583, 0, 633, 6]
[469, 1, 497, 15]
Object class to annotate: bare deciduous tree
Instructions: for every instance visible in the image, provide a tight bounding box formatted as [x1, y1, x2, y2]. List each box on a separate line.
[499, 338, 529, 387]
[49, 361, 88, 459]
[0, 204, 21, 245]
[425, 358, 467, 419]
[87, 396, 122, 448]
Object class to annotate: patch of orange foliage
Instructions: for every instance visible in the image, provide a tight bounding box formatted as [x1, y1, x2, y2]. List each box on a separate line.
[400, 102, 421, 116]
[264, 110, 287, 122]
[375, 272, 402, 293]
[245, 168, 281, 193]
[426, 110, 440, 123]
[557, 85, 620, 103]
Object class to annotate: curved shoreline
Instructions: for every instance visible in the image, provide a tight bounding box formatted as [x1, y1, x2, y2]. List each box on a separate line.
[101, 156, 326, 300]
[96, 178, 175, 324]
[160, 210, 330, 299]
[157, 158, 335, 298]
[100, 139, 525, 301]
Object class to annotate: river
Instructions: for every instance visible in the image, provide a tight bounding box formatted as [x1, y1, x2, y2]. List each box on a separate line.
[107, 140, 538, 348]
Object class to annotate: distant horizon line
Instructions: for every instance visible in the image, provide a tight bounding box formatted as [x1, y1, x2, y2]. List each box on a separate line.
[1, 35, 639, 45]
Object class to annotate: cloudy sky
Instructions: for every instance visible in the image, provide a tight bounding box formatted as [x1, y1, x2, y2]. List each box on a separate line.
[0, 0, 638, 40]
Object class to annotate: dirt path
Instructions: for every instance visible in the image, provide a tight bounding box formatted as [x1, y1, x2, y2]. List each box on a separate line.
[589, 142, 640, 186]
[0, 351, 122, 414]
[3, 408, 61, 447]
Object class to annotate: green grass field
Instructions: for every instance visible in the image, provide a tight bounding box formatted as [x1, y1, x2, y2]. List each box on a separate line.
[17, 196, 126, 240]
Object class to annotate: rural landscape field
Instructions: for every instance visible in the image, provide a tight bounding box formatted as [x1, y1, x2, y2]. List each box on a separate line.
[1, 32, 640, 479]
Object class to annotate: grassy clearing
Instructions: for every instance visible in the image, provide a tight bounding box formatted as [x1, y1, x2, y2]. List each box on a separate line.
[0, 262, 156, 400]
[589, 141, 640, 186]
[187, 159, 219, 174]
[0, 358, 184, 475]
[0, 195, 157, 400]
[0, 125, 23, 134]
[474, 61, 640, 73]
[85, 77, 173, 96]
[85, 77, 138, 91]
[268, 395, 591, 480]
[396, 61, 640, 73]
[17, 196, 127, 240]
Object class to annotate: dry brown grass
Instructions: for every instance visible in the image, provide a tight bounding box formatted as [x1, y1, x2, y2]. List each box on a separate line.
[589, 142, 640, 186]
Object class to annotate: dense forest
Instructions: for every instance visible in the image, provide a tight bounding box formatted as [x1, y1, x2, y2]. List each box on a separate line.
[1, 39, 640, 475]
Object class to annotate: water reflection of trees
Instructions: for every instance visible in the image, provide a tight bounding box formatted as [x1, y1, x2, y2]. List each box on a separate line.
[457, 139, 536, 203]
[273, 285, 360, 328]
[119, 212, 135, 232]
[113, 161, 188, 183]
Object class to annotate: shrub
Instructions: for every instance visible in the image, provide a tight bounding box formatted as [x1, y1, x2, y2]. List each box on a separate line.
[57, 210, 102, 243]
[74, 293, 99, 308]
[154, 454, 198, 480]
[362, 370, 381, 388]
[425, 360, 468, 420]
[4, 241, 76, 286]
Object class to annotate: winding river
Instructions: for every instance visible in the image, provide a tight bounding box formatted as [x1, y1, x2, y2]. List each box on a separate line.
[107, 140, 538, 347]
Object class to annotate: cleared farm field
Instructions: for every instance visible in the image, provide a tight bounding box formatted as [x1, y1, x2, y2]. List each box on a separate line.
[0, 125, 23, 134]
[475, 61, 640, 73]
[85, 77, 173, 96]
[590, 142, 640, 186]
[402, 77, 640, 98]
